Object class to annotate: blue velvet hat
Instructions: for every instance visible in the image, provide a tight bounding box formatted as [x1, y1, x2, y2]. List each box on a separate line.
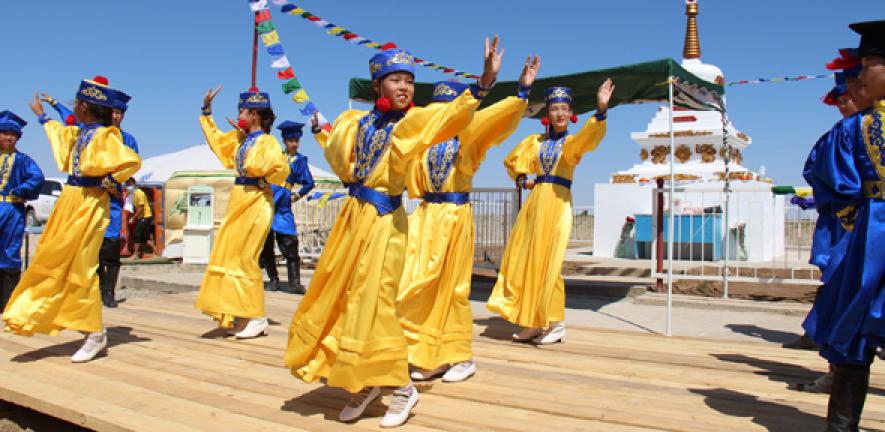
[76, 77, 125, 109]
[369, 48, 415, 81]
[0, 110, 27, 137]
[545, 87, 573, 105]
[112, 91, 132, 112]
[431, 81, 468, 103]
[277, 120, 305, 140]
[823, 72, 849, 106]
[238, 90, 272, 110]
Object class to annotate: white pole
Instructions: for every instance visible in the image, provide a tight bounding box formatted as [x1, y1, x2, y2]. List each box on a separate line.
[722, 113, 730, 298]
[666, 78, 675, 337]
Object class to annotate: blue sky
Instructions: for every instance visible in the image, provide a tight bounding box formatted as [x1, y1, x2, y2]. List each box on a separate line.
[0, 1, 877, 207]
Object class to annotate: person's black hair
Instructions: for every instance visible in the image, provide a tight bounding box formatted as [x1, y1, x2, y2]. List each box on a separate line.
[253, 108, 276, 134]
[80, 100, 113, 127]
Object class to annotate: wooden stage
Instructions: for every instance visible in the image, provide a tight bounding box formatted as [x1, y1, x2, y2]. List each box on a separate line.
[1, 291, 884, 431]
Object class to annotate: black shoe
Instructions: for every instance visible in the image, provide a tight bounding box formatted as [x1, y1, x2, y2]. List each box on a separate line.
[826, 364, 870, 432]
[283, 260, 305, 294]
[266, 277, 279, 292]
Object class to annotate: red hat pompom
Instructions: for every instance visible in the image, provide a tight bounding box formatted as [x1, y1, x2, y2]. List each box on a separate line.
[64, 114, 77, 126]
[92, 75, 109, 86]
[540, 116, 550, 126]
[248, 87, 260, 93]
[375, 97, 392, 112]
[381, 42, 398, 50]
[570, 114, 578, 123]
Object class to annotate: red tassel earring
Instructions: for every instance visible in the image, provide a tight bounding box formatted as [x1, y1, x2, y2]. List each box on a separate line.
[64, 114, 77, 126]
[406, 101, 415, 111]
[570, 114, 578, 123]
[540, 116, 550, 126]
[375, 97, 392, 112]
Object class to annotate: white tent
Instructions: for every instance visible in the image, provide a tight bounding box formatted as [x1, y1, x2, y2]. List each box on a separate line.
[134, 144, 336, 184]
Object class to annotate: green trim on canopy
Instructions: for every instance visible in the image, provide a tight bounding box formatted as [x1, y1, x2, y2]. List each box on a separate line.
[348, 58, 725, 118]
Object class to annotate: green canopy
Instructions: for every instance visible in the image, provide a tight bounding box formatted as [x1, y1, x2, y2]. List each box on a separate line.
[348, 58, 726, 118]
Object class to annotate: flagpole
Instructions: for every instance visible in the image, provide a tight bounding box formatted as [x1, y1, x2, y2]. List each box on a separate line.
[666, 77, 675, 338]
[251, 12, 259, 90]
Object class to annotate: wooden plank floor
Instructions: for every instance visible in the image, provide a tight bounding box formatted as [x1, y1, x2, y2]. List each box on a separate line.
[1, 291, 884, 431]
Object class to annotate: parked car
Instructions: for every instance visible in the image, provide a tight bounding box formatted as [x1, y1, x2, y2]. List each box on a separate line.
[25, 177, 64, 227]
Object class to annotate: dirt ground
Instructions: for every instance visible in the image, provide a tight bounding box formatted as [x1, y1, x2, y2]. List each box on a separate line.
[0, 402, 88, 432]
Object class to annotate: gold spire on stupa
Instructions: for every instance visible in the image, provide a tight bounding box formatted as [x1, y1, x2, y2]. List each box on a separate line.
[683, 0, 701, 59]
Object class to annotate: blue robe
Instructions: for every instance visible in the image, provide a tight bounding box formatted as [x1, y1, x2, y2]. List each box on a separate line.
[803, 102, 885, 365]
[105, 131, 139, 239]
[0, 152, 45, 270]
[271, 153, 315, 236]
[48, 102, 139, 238]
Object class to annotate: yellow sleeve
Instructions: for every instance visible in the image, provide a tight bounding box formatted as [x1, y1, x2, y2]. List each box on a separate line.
[404, 157, 426, 199]
[323, 110, 367, 183]
[245, 134, 291, 186]
[503, 134, 540, 181]
[200, 115, 243, 169]
[390, 90, 480, 162]
[78, 126, 142, 182]
[459, 96, 527, 169]
[42, 120, 79, 173]
[561, 116, 606, 165]
[313, 129, 330, 149]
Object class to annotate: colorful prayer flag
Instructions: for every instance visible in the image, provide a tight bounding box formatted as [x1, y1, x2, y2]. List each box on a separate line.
[282, 78, 302, 94]
[292, 89, 309, 103]
[277, 67, 295, 80]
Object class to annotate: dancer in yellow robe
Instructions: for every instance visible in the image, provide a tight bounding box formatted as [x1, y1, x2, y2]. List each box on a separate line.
[3, 77, 141, 363]
[488, 79, 614, 345]
[195, 88, 290, 338]
[398, 56, 540, 383]
[286, 38, 503, 428]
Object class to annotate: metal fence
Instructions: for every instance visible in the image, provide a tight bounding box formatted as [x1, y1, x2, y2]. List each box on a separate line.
[294, 187, 520, 266]
[643, 184, 820, 289]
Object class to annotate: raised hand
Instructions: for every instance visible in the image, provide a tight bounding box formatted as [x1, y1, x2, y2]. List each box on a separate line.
[203, 85, 222, 109]
[28, 92, 45, 117]
[480, 35, 504, 89]
[518, 55, 541, 89]
[310, 112, 319, 129]
[597, 78, 614, 113]
[39, 92, 56, 106]
[226, 117, 242, 131]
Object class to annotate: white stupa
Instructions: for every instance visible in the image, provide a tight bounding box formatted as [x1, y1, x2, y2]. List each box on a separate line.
[611, 0, 756, 185]
[592, 0, 784, 262]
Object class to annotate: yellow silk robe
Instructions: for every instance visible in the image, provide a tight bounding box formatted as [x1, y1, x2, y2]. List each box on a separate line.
[3, 121, 140, 335]
[398, 97, 526, 370]
[194, 116, 290, 327]
[487, 116, 606, 328]
[285, 91, 479, 393]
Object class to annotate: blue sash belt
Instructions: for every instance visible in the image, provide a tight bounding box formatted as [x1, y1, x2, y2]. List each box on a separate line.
[66, 176, 103, 187]
[235, 176, 265, 187]
[422, 192, 471, 205]
[348, 183, 402, 216]
[535, 175, 572, 189]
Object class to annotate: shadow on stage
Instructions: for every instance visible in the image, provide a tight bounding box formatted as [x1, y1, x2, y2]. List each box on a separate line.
[689, 387, 824, 431]
[10, 326, 151, 363]
[725, 323, 802, 344]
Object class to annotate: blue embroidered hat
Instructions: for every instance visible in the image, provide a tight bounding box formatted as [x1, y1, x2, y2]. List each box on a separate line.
[76, 77, 126, 109]
[823, 72, 849, 106]
[0, 110, 27, 137]
[827, 48, 862, 78]
[112, 90, 132, 112]
[369, 48, 415, 81]
[238, 90, 272, 110]
[545, 87, 573, 105]
[277, 120, 305, 140]
[431, 81, 469, 103]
